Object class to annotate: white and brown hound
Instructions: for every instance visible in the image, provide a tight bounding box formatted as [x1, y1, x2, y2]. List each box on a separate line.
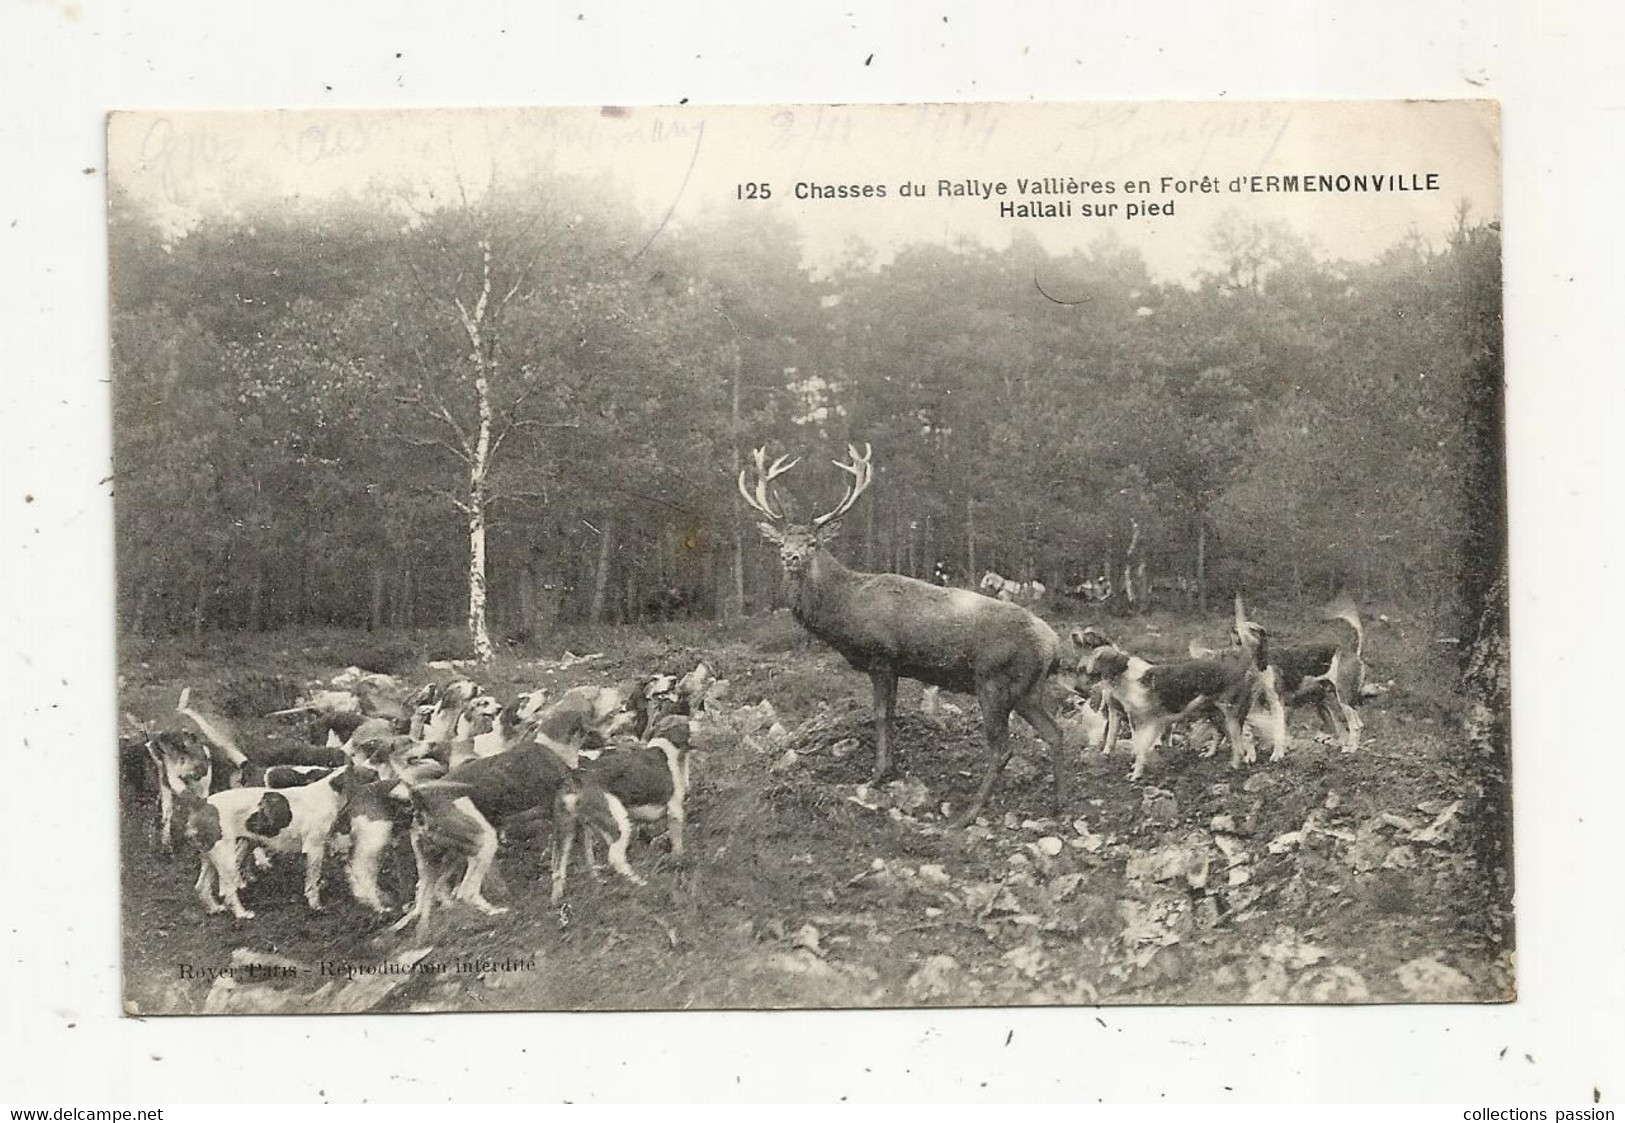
[979, 570, 1046, 603]
[550, 716, 701, 905]
[188, 763, 378, 919]
[339, 736, 445, 915]
[390, 743, 578, 936]
[1074, 626, 1285, 781]
[1233, 595, 1367, 753]
[140, 729, 225, 854]
[526, 684, 641, 766]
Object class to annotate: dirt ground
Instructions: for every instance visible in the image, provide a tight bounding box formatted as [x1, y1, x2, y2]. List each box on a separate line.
[117, 606, 1514, 1014]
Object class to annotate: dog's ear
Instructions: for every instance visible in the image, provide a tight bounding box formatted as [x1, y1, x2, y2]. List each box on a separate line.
[1088, 648, 1131, 681]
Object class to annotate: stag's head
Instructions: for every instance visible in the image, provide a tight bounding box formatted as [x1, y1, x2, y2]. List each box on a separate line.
[739, 443, 874, 575]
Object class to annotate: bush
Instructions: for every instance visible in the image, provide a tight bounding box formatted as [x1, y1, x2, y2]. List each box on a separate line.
[217, 671, 304, 719]
[336, 640, 418, 674]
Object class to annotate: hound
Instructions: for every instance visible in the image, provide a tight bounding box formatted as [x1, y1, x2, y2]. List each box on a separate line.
[140, 729, 219, 854]
[390, 744, 576, 936]
[979, 570, 1046, 603]
[446, 693, 506, 769]
[550, 716, 701, 904]
[190, 764, 378, 919]
[419, 678, 483, 744]
[632, 662, 714, 740]
[1233, 595, 1367, 753]
[526, 684, 641, 766]
[341, 737, 445, 915]
[1074, 626, 1285, 781]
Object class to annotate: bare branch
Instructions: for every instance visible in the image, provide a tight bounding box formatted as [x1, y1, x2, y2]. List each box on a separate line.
[394, 390, 474, 459]
[398, 429, 474, 466]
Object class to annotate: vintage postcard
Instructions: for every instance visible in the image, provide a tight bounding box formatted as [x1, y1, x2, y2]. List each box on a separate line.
[110, 100, 1508, 1015]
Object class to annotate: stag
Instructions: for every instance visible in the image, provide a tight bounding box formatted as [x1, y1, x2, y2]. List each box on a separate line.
[740, 443, 1075, 826]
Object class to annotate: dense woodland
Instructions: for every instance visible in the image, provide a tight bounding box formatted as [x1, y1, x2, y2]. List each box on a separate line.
[109, 177, 1504, 657]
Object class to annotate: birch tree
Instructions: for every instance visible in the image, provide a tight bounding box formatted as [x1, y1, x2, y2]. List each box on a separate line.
[354, 184, 617, 660]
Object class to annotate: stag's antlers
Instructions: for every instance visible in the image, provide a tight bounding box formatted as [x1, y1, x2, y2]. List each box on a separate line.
[812, 443, 873, 527]
[737, 447, 801, 520]
[737, 443, 874, 526]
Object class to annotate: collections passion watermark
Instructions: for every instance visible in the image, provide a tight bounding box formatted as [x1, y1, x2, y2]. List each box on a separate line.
[176, 956, 538, 981]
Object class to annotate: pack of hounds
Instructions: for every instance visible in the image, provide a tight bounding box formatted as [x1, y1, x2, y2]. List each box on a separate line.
[121, 594, 1379, 937]
[122, 664, 714, 938]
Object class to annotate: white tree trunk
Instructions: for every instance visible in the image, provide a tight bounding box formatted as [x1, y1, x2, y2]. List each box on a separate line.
[457, 238, 498, 662]
[467, 493, 492, 659]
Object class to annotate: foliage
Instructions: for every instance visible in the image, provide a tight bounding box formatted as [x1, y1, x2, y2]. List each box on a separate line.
[110, 187, 1503, 647]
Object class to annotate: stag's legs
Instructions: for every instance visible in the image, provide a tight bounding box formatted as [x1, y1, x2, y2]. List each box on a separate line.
[952, 682, 1013, 828]
[1015, 695, 1069, 814]
[868, 666, 898, 786]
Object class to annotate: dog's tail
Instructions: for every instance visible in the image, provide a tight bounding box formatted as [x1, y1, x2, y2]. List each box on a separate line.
[1319, 592, 1364, 657]
[177, 687, 251, 768]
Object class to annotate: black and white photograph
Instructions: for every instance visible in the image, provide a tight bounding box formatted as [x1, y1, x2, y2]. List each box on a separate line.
[108, 100, 1508, 1016]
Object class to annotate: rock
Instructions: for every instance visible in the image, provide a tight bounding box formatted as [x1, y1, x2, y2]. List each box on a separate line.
[1395, 956, 1477, 1001]
[1003, 811, 1022, 830]
[1213, 833, 1248, 865]
[1127, 834, 1210, 888]
[791, 924, 824, 958]
[1136, 943, 1186, 985]
[766, 721, 790, 742]
[1244, 960, 1292, 1002]
[1002, 942, 1049, 980]
[1035, 836, 1064, 857]
[771, 749, 799, 772]
[1210, 814, 1237, 833]
[1286, 965, 1372, 1002]
[830, 737, 859, 759]
[924, 907, 944, 918]
[1005, 755, 1038, 782]
[885, 777, 931, 812]
[1259, 932, 1329, 969]
[1242, 772, 1277, 793]
[1008, 852, 1031, 867]
[1324, 791, 1342, 811]
[1267, 830, 1304, 854]
[1409, 800, 1462, 844]
[906, 954, 964, 1000]
[959, 881, 1024, 918]
[1382, 845, 1418, 870]
[739, 699, 777, 734]
[768, 950, 839, 980]
[1047, 872, 1086, 901]
[1344, 831, 1388, 874]
[917, 864, 951, 887]
[1140, 787, 1179, 824]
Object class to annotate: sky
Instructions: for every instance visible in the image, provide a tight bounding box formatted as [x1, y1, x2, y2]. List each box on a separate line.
[108, 100, 1501, 284]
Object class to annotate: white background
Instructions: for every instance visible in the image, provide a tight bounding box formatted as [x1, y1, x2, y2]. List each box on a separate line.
[2, 0, 1622, 1105]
